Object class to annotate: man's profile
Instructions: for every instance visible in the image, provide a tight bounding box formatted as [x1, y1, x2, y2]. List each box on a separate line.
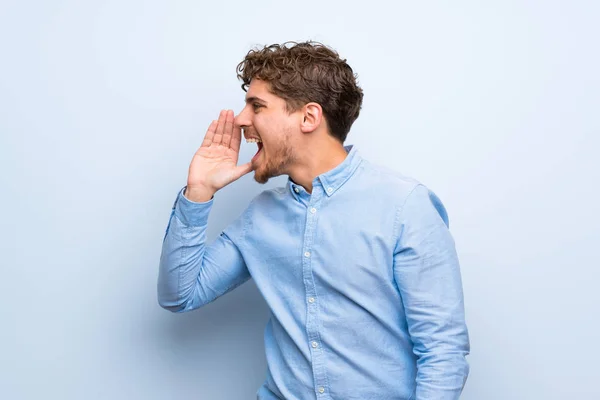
[158, 41, 470, 400]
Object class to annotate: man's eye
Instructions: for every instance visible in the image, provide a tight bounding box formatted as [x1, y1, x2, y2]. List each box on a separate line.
[252, 103, 263, 111]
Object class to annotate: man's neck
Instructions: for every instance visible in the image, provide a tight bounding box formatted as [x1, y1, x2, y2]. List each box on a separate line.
[288, 140, 348, 193]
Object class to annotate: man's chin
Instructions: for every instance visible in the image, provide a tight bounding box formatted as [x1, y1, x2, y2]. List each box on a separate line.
[253, 173, 269, 184]
[253, 167, 270, 184]
[253, 167, 284, 184]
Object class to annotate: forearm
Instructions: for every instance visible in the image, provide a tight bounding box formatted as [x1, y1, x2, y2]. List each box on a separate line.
[157, 188, 249, 312]
[415, 343, 470, 399]
[157, 189, 214, 311]
[410, 288, 470, 399]
[410, 264, 470, 399]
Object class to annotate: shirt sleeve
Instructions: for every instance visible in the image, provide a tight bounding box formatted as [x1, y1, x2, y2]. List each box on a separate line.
[157, 187, 251, 313]
[393, 184, 470, 399]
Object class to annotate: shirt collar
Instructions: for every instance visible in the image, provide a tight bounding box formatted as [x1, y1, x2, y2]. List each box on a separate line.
[287, 145, 363, 197]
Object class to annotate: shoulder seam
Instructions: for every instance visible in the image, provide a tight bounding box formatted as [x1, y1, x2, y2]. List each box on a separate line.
[392, 183, 424, 243]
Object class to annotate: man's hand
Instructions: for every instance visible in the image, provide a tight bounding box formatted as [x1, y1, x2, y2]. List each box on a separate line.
[185, 109, 252, 202]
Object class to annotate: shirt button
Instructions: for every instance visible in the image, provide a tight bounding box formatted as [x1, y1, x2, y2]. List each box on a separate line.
[311, 341, 319, 348]
[294, 187, 300, 193]
[308, 297, 315, 303]
[318, 387, 325, 394]
[304, 251, 311, 258]
[326, 187, 333, 194]
[310, 207, 317, 214]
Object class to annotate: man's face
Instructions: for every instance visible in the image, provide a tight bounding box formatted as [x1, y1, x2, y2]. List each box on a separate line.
[235, 79, 300, 184]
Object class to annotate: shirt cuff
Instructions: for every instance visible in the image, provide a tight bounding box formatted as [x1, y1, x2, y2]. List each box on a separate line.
[173, 187, 214, 227]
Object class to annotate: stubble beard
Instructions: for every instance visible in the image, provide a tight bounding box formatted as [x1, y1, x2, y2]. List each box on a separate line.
[253, 135, 295, 184]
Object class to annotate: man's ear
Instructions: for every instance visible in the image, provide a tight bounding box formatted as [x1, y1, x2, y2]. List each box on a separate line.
[300, 102, 323, 133]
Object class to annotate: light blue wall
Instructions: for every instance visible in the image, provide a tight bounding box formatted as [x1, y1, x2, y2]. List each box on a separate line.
[1, 1, 598, 399]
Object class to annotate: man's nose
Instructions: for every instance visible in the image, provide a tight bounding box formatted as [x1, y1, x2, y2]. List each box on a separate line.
[234, 108, 249, 128]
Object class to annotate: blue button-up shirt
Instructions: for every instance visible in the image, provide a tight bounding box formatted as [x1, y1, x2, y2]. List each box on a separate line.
[158, 146, 470, 400]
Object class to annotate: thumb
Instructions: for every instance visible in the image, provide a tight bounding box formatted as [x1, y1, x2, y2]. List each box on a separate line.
[230, 162, 253, 181]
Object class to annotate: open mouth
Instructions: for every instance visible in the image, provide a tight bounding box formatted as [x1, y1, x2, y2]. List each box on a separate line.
[246, 138, 263, 162]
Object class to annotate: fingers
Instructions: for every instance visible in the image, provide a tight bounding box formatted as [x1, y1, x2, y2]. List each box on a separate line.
[201, 120, 218, 147]
[229, 119, 242, 153]
[221, 110, 234, 148]
[203, 110, 238, 148]
[212, 110, 227, 145]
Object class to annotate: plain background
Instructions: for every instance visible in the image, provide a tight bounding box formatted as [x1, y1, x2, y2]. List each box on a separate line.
[1, 1, 598, 399]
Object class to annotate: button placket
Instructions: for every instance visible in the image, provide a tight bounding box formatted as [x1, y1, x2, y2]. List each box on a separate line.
[301, 186, 329, 397]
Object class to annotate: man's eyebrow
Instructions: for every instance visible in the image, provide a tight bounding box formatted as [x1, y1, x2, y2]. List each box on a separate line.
[245, 96, 267, 104]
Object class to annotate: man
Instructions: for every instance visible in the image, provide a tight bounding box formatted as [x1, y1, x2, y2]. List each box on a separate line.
[158, 41, 470, 400]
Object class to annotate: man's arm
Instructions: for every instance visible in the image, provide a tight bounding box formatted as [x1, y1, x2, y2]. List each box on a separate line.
[157, 187, 249, 312]
[157, 109, 253, 312]
[393, 184, 470, 399]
